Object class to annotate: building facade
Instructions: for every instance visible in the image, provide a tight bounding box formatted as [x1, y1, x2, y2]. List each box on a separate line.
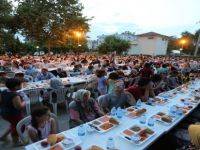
[88, 31, 169, 55]
[128, 32, 169, 55]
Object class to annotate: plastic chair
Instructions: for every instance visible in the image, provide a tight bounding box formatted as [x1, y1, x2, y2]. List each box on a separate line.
[6, 72, 15, 78]
[16, 113, 59, 145]
[49, 88, 69, 115]
[24, 88, 44, 115]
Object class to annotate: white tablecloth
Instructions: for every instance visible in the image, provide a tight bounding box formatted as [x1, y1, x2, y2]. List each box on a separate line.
[25, 80, 200, 150]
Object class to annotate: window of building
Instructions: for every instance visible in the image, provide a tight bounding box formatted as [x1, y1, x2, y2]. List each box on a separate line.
[148, 36, 154, 39]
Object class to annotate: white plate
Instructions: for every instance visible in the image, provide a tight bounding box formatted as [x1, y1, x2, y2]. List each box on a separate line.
[152, 112, 176, 125]
[125, 106, 146, 118]
[90, 116, 119, 133]
[62, 132, 82, 150]
[119, 124, 156, 145]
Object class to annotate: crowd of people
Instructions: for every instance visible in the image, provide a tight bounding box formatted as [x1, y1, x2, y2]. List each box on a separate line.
[0, 53, 200, 149]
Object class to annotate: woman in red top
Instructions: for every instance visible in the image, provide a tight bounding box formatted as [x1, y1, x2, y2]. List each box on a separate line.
[126, 77, 160, 102]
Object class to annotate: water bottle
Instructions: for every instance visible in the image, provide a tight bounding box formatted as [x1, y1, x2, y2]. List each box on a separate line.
[140, 115, 146, 124]
[110, 107, 116, 116]
[67, 71, 71, 77]
[116, 107, 123, 119]
[78, 125, 86, 137]
[131, 134, 140, 144]
[106, 137, 115, 150]
[147, 117, 155, 127]
[136, 99, 142, 108]
[84, 71, 87, 79]
[169, 106, 177, 117]
[176, 108, 183, 117]
[184, 100, 190, 106]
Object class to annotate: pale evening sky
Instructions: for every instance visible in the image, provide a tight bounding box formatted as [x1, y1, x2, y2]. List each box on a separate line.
[80, 0, 200, 39]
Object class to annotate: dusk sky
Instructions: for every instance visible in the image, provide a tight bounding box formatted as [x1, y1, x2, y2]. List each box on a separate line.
[80, 0, 200, 39]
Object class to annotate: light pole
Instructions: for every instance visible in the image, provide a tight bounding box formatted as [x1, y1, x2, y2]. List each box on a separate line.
[194, 20, 200, 56]
[180, 39, 186, 51]
[74, 31, 82, 47]
[194, 32, 200, 56]
[36, 46, 40, 56]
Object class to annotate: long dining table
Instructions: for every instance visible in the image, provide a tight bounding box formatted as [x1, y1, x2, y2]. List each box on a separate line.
[25, 79, 200, 150]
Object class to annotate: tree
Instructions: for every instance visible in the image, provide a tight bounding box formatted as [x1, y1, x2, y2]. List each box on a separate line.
[0, 0, 24, 54]
[167, 36, 180, 54]
[16, 0, 90, 53]
[97, 35, 130, 54]
[167, 29, 200, 55]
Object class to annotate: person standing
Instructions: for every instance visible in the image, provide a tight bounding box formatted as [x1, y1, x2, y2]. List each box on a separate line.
[0, 78, 26, 145]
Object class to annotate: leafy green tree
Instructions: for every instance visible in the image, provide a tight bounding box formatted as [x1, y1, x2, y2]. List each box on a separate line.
[16, 0, 89, 53]
[97, 35, 130, 54]
[167, 36, 180, 54]
[167, 29, 200, 55]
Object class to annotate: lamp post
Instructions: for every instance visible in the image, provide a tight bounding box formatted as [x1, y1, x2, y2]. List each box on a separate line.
[74, 31, 82, 47]
[36, 46, 40, 56]
[180, 39, 186, 51]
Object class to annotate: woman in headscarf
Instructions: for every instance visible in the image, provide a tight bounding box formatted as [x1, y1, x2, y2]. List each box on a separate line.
[69, 89, 104, 128]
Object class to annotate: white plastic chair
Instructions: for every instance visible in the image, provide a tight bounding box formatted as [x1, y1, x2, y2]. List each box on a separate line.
[16, 113, 59, 145]
[49, 88, 69, 115]
[6, 72, 15, 78]
[24, 88, 44, 115]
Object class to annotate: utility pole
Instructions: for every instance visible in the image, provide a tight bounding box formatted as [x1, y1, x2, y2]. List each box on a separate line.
[194, 33, 200, 56]
[194, 21, 200, 56]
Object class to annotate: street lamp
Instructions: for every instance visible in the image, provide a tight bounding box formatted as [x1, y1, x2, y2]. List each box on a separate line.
[36, 46, 40, 56]
[180, 39, 187, 51]
[74, 31, 82, 46]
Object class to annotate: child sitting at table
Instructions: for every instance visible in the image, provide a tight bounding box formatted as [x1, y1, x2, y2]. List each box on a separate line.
[27, 106, 57, 143]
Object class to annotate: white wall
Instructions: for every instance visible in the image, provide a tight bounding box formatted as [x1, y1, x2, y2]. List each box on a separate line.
[128, 36, 168, 55]
[155, 37, 168, 55]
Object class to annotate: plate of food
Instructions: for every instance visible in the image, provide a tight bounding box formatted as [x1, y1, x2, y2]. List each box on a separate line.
[86, 145, 104, 150]
[119, 124, 155, 145]
[88, 116, 119, 133]
[180, 98, 199, 105]
[146, 98, 169, 106]
[33, 133, 81, 150]
[61, 133, 82, 150]
[33, 133, 65, 150]
[126, 106, 146, 118]
[152, 112, 176, 125]
[174, 105, 193, 114]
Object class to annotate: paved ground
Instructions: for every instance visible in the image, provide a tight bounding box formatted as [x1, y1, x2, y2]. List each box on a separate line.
[0, 105, 69, 150]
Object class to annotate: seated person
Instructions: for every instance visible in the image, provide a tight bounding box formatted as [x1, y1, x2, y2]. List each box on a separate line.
[139, 63, 153, 78]
[188, 124, 200, 149]
[126, 77, 160, 102]
[69, 65, 81, 76]
[167, 70, 180, 89]
[151, 74, 167, 95]
[84, 65, 94, 75]
[0, 71, 8, 84]
[99, 80, 136, 113]
[14, 72, 29, 82]
[25, 64, 37, 76]
[56, 68, 67, 78]
[36, 68, 55, 81]
[107, 72, 119, 94]
[179, 124, 200, 150]
[27, 106, 57, 143]
[69, 89, 104, 128]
